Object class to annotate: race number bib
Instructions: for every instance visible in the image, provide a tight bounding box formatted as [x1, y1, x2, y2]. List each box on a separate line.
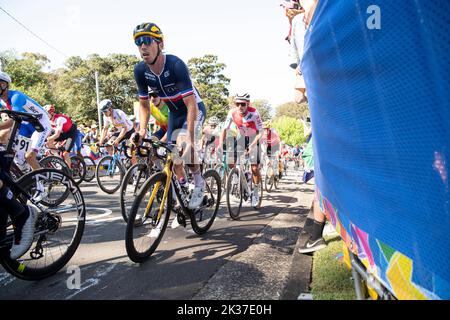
[14, 135, 32, 153]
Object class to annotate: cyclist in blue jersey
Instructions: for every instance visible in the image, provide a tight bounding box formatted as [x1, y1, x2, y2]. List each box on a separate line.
[132, 22, 207, 209]
[0, 71, 51, 170]
[0, 71, 39, 259]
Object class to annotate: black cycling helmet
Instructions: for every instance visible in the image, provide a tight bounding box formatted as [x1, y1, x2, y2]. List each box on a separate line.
[133, 22, 163, 42]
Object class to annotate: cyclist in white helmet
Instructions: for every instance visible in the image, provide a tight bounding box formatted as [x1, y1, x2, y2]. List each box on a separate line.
[97, 99, 137, 165]
[0, 71, 52, 170]
[200, 116, 221, 166]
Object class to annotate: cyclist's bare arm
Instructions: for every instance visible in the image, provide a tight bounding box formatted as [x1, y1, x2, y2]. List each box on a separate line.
[115, 127, 127, 144]
[249, 131, 262, 151]
[138, 99, 151, 139]
[99, 126, 109, 144]
[47, 128, 62, 142]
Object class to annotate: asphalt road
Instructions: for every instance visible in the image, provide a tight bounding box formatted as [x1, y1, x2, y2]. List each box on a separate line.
[0, 167, 307, 300]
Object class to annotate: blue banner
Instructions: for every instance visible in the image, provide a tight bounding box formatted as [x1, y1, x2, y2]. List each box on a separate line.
[301, 0, 449, 299]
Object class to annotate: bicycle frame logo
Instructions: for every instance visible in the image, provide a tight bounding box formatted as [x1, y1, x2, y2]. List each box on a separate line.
[35, 171, 84, 213]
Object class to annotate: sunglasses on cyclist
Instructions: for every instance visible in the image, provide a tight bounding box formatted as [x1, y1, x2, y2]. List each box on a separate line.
[135, 36, 156, 46]
[235, 102, 247, 107]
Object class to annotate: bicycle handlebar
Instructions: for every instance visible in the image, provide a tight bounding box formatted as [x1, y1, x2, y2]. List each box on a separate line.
[0, 109, 45, 132]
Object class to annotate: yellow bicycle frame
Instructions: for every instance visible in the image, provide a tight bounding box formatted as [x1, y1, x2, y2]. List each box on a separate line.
[143, 152, 173, 221]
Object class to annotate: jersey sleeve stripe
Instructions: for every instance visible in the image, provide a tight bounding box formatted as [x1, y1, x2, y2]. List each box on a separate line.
[180, 89, 194, 97]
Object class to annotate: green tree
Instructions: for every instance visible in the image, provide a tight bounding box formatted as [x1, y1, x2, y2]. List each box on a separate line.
[55, 54, 140, 123]
[275, 101, 309, 120]
[272, 116, 305, 146]
[0, 51, 60, 107]
[188, 54, 230, 121]
[252, 99, 273, 122]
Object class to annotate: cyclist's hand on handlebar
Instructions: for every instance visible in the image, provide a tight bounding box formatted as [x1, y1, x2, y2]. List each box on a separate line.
[131, 132, 142, 146]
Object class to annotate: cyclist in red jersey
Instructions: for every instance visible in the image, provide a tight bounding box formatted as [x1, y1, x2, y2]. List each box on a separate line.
[45, 105, 78, 168]
[219, 93, 263, 207]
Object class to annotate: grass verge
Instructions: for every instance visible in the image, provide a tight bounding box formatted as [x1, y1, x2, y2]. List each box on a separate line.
[310, 235, 356, 300]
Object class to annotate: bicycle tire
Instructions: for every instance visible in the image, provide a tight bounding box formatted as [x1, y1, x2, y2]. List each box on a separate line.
[38, 156, 71, 206]
[214, 163, 227, 202]
[190, 169, 221, 235]
[264, 167, 274, 193]
[226, 167, 243, 220]
[39, 155, 71, 174]
[125, 171, 172, 263]
[70, 155, 86, 185]
[0, 168, 86, 280]
[83, 156, 96, 182]
[96, 155, 125, 194]
[120, 163, 151, 223]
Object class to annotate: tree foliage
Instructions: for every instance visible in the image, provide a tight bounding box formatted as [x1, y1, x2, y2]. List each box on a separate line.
[272, 116, 305, 146]
[188, 54, 230, 121]
[1, 51, 140, 124]
[275, 101, 309, 120]
[55, 54, 140, 124]
[251, 99, 273, 122]
[1, 51, 60, 107]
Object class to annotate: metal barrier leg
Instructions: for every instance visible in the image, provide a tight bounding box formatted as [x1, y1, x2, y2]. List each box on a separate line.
[350, 258, 367, 300]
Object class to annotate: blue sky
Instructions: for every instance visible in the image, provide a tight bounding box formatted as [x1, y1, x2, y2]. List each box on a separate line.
[1, 0, 297, 110]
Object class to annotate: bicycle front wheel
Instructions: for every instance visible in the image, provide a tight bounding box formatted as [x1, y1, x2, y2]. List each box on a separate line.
[226, 167, 243, 220]
[96, 156, 125, 194]
[125, 171, 172, 263]
[190, 169, 221, 235]
[120, 163, 151, 223]
[264, 167, 275, 193]
[0, 168, 86, 280]
[214, 163, 227, 202]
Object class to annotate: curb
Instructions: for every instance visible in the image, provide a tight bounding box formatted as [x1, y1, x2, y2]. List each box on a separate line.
[193, 178, 315, 300]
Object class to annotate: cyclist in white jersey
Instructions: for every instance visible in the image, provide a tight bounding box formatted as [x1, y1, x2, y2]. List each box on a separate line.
[97, 99, 136, 164]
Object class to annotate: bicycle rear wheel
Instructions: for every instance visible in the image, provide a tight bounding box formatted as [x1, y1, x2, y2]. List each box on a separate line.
[0, 168, 86, 280]
[83, 156, 96, 182]
[226, 167, 243, 220]
[190, 169, 221, 235]
[120, 163, 152, 223]
[96, 155, 125, 194]
[125, 171, 172, 263]
[70, 155, 86, 185]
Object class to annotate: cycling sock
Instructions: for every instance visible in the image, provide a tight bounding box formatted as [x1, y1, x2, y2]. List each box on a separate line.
[0, 185, 26, 221]
[192, 170, 204, 188]
[311, 220, 326, 241]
